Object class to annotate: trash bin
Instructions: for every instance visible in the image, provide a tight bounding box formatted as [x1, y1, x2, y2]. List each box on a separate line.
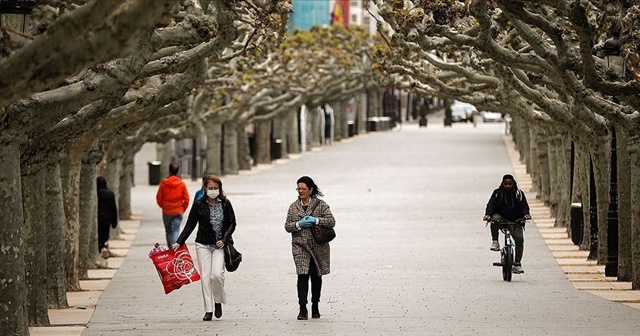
[271, 138, 283, 160]
[570, 203, 583, 245]
[347, 121, 355, 137]
[148, 161, 162, 186]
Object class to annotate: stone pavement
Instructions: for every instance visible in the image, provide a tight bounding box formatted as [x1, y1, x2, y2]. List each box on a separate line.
[31, 118, 640, 336]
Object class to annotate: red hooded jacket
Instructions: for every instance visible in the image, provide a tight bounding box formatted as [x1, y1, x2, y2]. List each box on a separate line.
[156, 175, 190, 215]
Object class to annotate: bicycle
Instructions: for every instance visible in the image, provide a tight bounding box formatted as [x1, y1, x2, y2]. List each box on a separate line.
[488, 218, 526, 282]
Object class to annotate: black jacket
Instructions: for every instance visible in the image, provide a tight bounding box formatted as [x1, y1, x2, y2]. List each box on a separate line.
[97, 187, 118, 229]
[176, 197, 236, 246]
[484, 187, 530, 222]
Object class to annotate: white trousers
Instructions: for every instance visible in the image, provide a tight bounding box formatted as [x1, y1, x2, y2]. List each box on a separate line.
[195, 244, 226, 312]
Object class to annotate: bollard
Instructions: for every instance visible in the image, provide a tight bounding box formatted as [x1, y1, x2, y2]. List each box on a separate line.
[570, 203, 583, 245]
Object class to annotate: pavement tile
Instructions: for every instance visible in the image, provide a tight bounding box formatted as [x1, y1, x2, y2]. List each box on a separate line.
[29, 326, 84, 336]
[79, 279, 110, 291]
[585, 290, 640, 302]
[48, 307, 95, 326]
[66, 291, 101, 307]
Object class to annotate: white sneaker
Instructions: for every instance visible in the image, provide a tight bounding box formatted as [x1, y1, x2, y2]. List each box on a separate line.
[513, 265, 524, 274]
[101, 248, 109, 259]
[490, 241, 500, 251]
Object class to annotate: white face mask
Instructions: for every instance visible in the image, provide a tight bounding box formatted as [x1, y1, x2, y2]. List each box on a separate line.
[206, 189, 219, 199]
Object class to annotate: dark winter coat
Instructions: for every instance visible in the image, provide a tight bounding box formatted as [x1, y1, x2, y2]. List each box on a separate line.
[176, 196, 236, 246]
[484, 185, 530, 222]
[285, 198, 335, 276]
[97, 186, 118, 230]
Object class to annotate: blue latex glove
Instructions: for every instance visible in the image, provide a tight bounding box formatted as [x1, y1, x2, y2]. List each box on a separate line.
[298, 219, 313, 228]
[304, 216, 318, 224]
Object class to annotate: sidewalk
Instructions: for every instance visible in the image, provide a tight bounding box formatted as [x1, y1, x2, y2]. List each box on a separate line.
[29, 213, 141, 336]
[30, 121, 640, 335]
[503, 135, 640, 310]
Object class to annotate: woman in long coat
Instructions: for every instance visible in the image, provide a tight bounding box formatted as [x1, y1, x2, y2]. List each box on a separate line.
[285, 176, 335, 320]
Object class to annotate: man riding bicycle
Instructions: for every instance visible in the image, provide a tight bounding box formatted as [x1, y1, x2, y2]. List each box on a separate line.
[483, 174, 532, 274]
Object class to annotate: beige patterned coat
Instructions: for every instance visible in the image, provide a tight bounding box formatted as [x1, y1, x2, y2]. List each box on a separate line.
[285, 197, 335, 275]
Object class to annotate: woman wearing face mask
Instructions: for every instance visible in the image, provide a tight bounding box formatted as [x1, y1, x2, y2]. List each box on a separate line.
[173, 175, 237, 321]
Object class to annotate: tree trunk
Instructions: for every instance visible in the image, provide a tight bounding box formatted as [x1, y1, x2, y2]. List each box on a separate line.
[617, 128, 632, 281]
[592, 139, 612, 265]
[627, 133, 640, 289]
[272, 113, 288, 159]
[357, 92, 367, 135]
[308, 106, 321, 149]
[206, 122, 223, 175]
[555, 134, 572, 227]
[61, 156, 82, 291]
[46, 163, 69, 308]
[119, 155, 134, 220]
[528, 126, 541, 196]
[105, 154, 123, 240]
[333, 100, 347, 141]
[78, 160, 99, 279]
[223, 121, 239, 174]
[237, 122, 251, 170]
[548, 133, 560, 218]
[254, 120, 271, 164]
[0, 141, 29, 335]
[572, 141, 591, 251]
[21, 166, 51, 326]
[536, 128, 550, 204]
[286, 108, 301, 154]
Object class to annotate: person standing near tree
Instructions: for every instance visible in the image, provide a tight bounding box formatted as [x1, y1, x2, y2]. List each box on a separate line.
[97, 176, 118, 259]
[156, 162, 190, 248]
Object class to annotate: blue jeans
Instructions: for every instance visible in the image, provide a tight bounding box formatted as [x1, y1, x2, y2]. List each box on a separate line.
[162, 213, 183, 248]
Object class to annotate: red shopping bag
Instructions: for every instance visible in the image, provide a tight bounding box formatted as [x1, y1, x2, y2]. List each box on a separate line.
[149, 244, 201, 294]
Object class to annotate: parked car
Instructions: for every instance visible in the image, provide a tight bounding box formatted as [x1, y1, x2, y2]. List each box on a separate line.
[450, 101, 477, 123]
[482, 111, 503, 122]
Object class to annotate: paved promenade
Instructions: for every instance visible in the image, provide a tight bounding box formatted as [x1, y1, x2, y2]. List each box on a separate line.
[33, 118, 640, 336]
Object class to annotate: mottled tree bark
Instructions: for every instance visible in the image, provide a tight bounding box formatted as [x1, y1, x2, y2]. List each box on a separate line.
[237, 122, 252, 170]
[627, 134, 640, 289]
[547, 133, 560, 218]
[286, 108, 301, 154]
[223, 121, 239, 174]
[592, 139, 611, 265]
[78, 159, 99, 279]
[206, 122, 223, 174]
[119, 155, 134, 219]
[254, 119, 271, 164]
[333, 100, 347, 141]
[536, 128, 550, 204]
[272, 113, 288, 159]
[21, 166, 50, 326]
[614, 128, 631, 280]
[45, 163, 69, 308]
[61, 156, 82, 291]
[0, 141, 28, 336]
[554, 133, 572, 227]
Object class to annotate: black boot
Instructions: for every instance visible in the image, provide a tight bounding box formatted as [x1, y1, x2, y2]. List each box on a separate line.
[297, 274, 309, 320]
[297, 304, 308, 320]
[311, 302, 320, 318]
[310, 273, 322, 318]
[214, 303, 222, 318]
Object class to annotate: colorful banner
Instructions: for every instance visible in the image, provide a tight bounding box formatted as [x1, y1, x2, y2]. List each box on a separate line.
[331, 0, 349, 26]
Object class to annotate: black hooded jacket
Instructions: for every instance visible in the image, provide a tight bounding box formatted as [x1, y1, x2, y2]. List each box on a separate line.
[484, 178, 530, 222]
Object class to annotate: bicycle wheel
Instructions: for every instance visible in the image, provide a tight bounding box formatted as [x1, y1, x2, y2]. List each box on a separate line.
[503, 246, 513, 282]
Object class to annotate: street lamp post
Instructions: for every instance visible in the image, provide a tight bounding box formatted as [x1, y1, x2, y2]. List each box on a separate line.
[602, 34, 624, 277]
[0, 0, 36, 31]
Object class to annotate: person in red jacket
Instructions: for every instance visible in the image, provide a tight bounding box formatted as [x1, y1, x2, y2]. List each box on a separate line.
[156, 163, 190, 248]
